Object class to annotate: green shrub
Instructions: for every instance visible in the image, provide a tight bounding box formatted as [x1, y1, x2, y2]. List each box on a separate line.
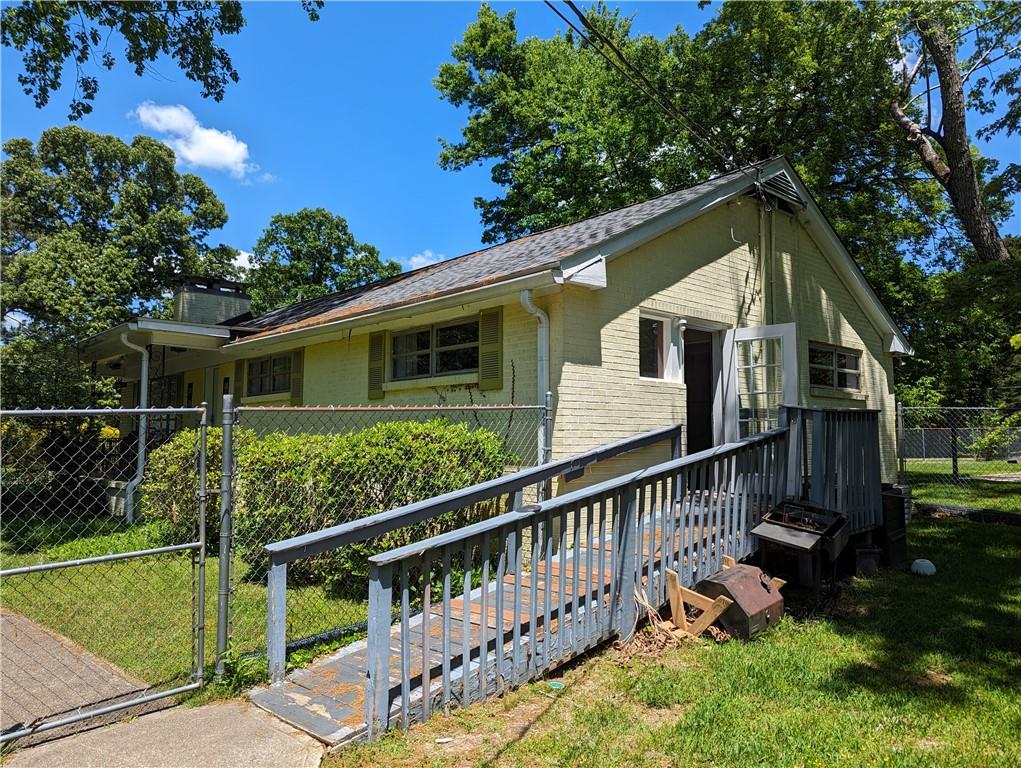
[969, 411, 1021, 461]
[138, 427, 225, 545]
[141, 419, 512, 590]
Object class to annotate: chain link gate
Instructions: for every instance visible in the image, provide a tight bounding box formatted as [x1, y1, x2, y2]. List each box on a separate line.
[0, 406, 209, 744]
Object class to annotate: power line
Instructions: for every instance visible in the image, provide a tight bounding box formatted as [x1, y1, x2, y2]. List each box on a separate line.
[545, 0, 760, 187]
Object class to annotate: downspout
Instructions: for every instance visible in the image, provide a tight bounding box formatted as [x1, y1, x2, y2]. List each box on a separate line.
[769, 206, 777, 326]
[758, 197, 770, 326]
[121, 333, 149, 524]
[520, 290, 552, 487]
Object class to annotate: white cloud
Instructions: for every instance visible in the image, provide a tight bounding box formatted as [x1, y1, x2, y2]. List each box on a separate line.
[133, 101, 261, 180]
[234, 249, 253, 272]
[407, 249, 443, 271]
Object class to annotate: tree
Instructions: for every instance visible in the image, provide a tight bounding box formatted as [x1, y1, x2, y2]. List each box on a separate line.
[435, 3, 947, 320]
[1, 1, 323, 120]
[436, 3, 1019, 406]
[1, 125, 237, 408]
[247, 208, 401, 315]
[888, 2, 1021, 265]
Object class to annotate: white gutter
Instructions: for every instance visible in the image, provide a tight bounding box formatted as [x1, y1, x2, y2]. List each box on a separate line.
[120, 333, 149, 524]
[520, 290, 552, 476]
[228, 271, 556, 354]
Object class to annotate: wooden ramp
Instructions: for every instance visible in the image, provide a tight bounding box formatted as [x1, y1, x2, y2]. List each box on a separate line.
[249, 519, 695, 746]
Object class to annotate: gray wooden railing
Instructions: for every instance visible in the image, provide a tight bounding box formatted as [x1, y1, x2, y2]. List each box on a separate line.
[263, 423, 683, 681]
[782, 406, 883, 532]
[363, 427, 791, 738]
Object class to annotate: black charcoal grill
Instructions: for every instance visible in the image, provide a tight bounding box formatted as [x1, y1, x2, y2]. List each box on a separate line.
[751, 500, 849, 589]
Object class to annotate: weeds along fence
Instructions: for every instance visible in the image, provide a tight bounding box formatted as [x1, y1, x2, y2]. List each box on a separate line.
[898, 405, 1021, 514]
[0, 406, 208, 743]
[225, 402, 548, 659]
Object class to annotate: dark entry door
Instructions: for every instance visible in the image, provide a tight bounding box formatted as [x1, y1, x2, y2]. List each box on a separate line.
[685, 329, 714, 453]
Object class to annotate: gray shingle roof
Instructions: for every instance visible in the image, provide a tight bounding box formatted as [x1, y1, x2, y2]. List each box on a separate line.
[238, 164, 765, 340]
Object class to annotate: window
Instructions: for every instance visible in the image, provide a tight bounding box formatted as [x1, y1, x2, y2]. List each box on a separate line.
[639, 317, 666, 378]
[391, 319, 480, 381]
[809, 344, 861, 390]
[247, 353, 292, 396]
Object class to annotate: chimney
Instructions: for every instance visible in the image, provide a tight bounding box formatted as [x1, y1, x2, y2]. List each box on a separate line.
[172, 276, 251, 325]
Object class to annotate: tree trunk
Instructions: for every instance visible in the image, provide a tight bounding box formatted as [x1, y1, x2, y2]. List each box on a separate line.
[890, 17, 1011, 264]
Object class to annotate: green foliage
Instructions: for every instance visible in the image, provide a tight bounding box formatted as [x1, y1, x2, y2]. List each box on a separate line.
[438, 3, 1020, 408]
[0, 126, 237, 408]
[141, 420, 511, 589]
[968, 411, 1021, 462]
[247, 207, 401, 314]
[138, 427, 225, 544]
[1, 1, 323, 120]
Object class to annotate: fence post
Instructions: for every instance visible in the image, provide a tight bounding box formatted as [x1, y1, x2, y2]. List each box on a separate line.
[195, 402, 209, 685]
[617, 482, 639, 641]
[541, 391, 554, 501]
[267, 557, 287, 684]
[950, 419, 960, 482]
[365, 562, 394, 740]
[215, 393, 234, 678]
[896, 401, 906, 484]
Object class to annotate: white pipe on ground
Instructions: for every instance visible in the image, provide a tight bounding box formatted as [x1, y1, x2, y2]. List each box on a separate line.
[120, 333, 149, 524]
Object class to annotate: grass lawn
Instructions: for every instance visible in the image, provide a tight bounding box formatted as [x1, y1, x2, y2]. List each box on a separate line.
[903, 458, 1019, 514]
[0, 523, 366, 688]
[327, 516, 1021, 768]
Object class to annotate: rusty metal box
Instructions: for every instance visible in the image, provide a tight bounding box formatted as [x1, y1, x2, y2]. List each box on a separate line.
[695, 564, 784, 639]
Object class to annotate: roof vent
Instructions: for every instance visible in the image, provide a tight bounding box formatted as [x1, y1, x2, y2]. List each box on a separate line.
[761, 170, 804, 208]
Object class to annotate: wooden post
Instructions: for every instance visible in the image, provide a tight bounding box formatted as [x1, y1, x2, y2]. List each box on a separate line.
[365, 562, 393, 740]
[266, 559, 287, 685]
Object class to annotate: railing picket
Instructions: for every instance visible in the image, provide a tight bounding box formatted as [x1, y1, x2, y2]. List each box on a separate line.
[640, 481, 652, 608]
[511, 521, 524, 683]
[598, 494, 608, 636]
[545, 508, 555, 668]
[571, 501, 581, 655]
[421, 551, 432, 723]
[399, 561, 410, 731]
[660, 475, 672, 605]
[441, 547, 452, 712]
[584, 499, 595, 649]
[461, 540, 472, 706]
[479, 531, 491, 701]
[529, 516, 540, 678]
[494, 527, 506, 692]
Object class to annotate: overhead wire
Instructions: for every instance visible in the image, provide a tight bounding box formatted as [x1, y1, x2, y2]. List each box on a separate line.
[544, 0, 762, 189]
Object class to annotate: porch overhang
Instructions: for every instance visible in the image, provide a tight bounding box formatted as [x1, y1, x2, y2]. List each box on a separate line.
[79, 318, 234, 364]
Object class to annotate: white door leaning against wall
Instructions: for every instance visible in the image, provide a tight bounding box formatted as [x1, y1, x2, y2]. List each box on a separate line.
[721, 322, 798, 442]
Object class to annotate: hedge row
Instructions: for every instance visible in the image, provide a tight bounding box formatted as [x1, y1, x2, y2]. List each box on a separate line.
[140, 420, 512, 592]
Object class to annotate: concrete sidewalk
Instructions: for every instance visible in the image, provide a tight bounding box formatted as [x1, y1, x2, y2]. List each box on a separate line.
[6, 701, 324, 768]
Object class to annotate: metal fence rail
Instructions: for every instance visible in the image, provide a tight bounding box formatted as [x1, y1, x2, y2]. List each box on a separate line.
[898, 405, 1020, 514]
[227, 401, 550, 661]
[362, 426, 788, 737]
[0, 406, 208, 743]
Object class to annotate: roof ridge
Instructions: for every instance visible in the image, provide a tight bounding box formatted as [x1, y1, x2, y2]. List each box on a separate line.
[241, 160, 775, 329]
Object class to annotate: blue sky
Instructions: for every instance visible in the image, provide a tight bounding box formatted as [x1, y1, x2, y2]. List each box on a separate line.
[2, 2, 1017, 274]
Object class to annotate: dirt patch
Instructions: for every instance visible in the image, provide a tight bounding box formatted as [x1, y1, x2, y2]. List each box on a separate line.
[914, 670, 951, 688]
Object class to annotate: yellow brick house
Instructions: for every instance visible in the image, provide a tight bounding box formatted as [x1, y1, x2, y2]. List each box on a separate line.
[81, 158, 912, 484]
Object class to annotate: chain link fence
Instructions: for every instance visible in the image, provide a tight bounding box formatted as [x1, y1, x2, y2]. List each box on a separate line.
[0, 407, 208, 743]
[227, 404, 545, 657]
[0, 399, 546, 739]
[898, 405, 1021, 515]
